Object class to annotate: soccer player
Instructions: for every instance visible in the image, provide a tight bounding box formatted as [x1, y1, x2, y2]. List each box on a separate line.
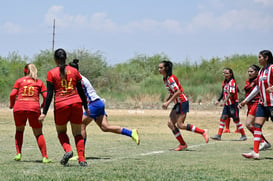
[68, 59, 140, 160]
[38, 48, 88, 166]
[211, 68, 247, 141]
[158, 60, 209, 151]
[240, 50, 273, 159]
[239, 64, 271, 151]
[9, 63, 51, 163]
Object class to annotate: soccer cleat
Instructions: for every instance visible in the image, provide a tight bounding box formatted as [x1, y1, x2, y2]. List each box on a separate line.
[14, 153, 22, 161]
[242, 151, 259, 159]
[174, 144, 187, 151]
[223, 128, 230, 133]
[131, 129, 140, 145]
[211, 134, 221, 141]
[259, 142, 271, 151]
[42, 157, 52, 164]
[202, 129, 209, 143]
[79, 161, 88, 167]
[60, 151, 73, 166]
[239, 135, 247, 141]
[265, 142, 271, 150]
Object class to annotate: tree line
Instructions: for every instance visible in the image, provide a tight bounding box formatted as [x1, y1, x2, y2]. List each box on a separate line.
[0, 49, 258, 108]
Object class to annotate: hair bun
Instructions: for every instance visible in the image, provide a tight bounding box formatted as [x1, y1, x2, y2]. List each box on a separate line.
[73, 59, 79, 64]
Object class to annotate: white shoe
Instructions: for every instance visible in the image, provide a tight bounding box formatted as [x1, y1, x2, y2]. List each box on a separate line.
[242, 151, 259, 159]
[259, 142, 267, 151]
[259, 142, 271, 151]
[264, 142, 271, 150]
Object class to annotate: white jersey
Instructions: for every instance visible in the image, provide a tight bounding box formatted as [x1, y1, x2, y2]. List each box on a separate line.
[81, 75, 100, 103]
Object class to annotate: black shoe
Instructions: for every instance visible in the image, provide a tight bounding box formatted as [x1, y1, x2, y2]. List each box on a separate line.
[79, 161, 88, 167]
[60, 151, 73, 166]
[211, 134, 221, 141]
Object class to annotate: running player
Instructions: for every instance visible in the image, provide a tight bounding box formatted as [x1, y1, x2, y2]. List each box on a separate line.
[38, 48, 88, 166]
[211, 68, 247, 141]
[158, 60, 209, 151]
[10, 63, 51, 163]
[69, 59, 139, 160]
[240, 50, 273, 159]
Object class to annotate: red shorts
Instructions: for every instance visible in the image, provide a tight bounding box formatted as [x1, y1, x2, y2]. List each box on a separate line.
[13, 111, 42, 128]
[54, 103, 83, 125]
[247, 103, 258, 117]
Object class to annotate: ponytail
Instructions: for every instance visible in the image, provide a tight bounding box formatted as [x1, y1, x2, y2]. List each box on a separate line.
[54, 48, 67, 79]
[24, 63, 38, 81]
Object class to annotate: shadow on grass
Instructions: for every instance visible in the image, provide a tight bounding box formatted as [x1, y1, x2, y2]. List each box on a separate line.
[86, 156, 110, 160]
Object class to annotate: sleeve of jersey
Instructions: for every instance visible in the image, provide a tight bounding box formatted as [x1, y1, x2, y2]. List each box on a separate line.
[9, 89, 18, 108]
[40, 81, 47, 108]
[9, 80, 19, 108]
[76, 81, 88, 110]
[168, 77, 178, 91]
[270, 66, 273, 85]
[46, 71, 53, 83]
[42, 81, 54, 115]
[229, 80, 236, 93]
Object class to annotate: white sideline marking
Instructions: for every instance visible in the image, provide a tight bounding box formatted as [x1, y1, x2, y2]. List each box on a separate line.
[139, 142, 218, 157]
[140, 151, 165, 156]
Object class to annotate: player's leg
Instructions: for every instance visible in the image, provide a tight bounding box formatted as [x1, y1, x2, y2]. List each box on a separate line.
[70, 103, 87, 166]
[13, 111, 27, 161]
[29, 111, 50, 163]
[223, 117, 231, 133]
[168, 109, 187, 151]
[55, 106, 73, 165]
[211, 105, 229, 141]
[231, 103, 246, 140]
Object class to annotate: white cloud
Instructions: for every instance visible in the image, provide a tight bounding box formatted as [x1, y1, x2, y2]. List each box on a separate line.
[186, 9, 273, 32]
[254, 0, 273, 6]
[44, 5, 182, 33]
[0, 22, 22, 33]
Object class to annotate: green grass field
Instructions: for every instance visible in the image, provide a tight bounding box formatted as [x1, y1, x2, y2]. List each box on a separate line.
[1, 106, 273, 181]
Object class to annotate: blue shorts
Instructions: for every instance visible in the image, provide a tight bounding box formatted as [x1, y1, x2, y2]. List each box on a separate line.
[172, 101, 189, 114]
[255, 104, 273, 121]
[222, 103, 239, 119]
[83, 99, 107, 120]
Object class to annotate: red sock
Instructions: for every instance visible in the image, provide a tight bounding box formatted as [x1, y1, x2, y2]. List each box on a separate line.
[186, 124, 204, 134]
[15, 131, 23, 154]
[75, 135, 85, 162]
[36, 134, 48, 158]
[249, 126, 255, 135]
[253, 126, 262, 153]
[234, 119, 246, 136]
[225, 118, 230, 130]
[58, 133, 72, 152]
[217, 119, 225, 136]
[172, 128, 186, 145]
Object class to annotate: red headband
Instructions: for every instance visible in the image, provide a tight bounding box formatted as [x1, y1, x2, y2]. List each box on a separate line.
[24, 68, 29, 74]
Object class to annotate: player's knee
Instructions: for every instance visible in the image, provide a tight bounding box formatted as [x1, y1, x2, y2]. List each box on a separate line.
[100, 125, 109, 132]
[177, 123, 186, 129]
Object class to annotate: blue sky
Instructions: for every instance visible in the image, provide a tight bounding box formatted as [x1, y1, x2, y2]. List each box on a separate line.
[1, 0, 273, 65]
